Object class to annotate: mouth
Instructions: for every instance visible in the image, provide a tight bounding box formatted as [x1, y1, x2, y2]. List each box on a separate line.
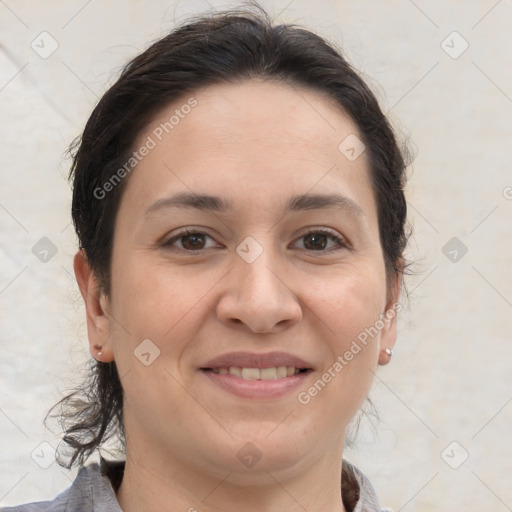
[199, 351, 314, 399]
[201, 366, 311, 380]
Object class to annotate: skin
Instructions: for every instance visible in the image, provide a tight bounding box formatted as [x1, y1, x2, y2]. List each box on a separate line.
[74, 79, 400, 512]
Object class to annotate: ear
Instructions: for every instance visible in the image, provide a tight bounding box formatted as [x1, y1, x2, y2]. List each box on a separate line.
[73, 249, 115, 363]
[378, 264, 403, 366]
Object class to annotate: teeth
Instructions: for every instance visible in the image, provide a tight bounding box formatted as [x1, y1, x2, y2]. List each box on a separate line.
[229, 367, 242, 377]
[260, 367, 277, 380]
[241, 368, 261, 380]
[210, 366, 304, 380]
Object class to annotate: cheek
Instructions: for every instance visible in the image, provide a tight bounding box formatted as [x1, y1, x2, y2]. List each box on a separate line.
[109, 259, 225, 350]
[312, 265, 386, 344]
[303, 265, 385, 402]
[107, 262, 208, 412]
[297, 280, 382, 426]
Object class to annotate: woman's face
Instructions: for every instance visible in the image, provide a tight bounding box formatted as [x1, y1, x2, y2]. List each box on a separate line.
[82, 80, 399, 481]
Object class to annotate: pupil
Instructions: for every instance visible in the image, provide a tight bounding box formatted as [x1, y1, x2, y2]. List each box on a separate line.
[305, 233, 327, 250]
[182, 233, 205, 249]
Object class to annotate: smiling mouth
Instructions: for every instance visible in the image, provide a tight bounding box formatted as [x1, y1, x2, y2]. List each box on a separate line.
[201, 366, 311, 380]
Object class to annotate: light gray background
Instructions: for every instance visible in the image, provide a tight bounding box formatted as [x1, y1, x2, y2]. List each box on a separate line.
[1, 1, 511, 510]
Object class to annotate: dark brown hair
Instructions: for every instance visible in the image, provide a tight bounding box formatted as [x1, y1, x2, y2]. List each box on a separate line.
[51, 4, 409, 468]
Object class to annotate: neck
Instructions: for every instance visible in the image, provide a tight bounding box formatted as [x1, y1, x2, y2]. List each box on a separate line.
[116, 437, 348, 512]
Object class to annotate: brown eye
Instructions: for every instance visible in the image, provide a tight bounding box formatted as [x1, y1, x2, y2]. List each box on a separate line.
[181, 233, 207, 250]
[294, 229, 347, 252]
[163, 230, 218, 251]
[303, 233, 328, 250]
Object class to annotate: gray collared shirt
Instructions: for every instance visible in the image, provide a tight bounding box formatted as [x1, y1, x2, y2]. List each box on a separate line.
[2, 459, 390, 512]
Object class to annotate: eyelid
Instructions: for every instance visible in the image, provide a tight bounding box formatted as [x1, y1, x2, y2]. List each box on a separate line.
[291, 227, 350, 251]
[161, 227, 222, 250]
[161, 226, 350, 252]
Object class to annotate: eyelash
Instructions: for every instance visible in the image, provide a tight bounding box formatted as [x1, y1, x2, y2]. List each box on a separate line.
[161, 227, 349, 253]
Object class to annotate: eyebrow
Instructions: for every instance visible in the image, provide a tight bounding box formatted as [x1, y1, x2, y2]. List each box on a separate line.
[285, 193, 365, 218]
[144, 192, 235, 215]
[144, 191, 365, 218]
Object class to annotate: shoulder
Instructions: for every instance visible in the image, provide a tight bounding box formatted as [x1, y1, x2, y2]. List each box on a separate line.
[342, 459, 392, 512]
[1, 462, 122, 512]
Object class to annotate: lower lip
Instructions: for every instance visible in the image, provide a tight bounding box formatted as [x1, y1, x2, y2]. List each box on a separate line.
[201, 370, 312, 399]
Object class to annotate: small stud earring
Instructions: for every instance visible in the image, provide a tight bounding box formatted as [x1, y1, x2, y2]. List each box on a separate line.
[94, 344, 103, 357]
[385, 348, 393, 356]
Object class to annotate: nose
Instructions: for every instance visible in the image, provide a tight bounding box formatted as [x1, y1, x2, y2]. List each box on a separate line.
[216, 251, 303, 334]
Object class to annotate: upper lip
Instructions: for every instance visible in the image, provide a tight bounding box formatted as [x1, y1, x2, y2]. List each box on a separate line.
[201, 351, 313, 370]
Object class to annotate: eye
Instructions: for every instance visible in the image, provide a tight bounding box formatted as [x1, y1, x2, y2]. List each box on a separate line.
[292, 229, 348, 252]
[162, 229, 220, 251]
[161, 227, 348, 253]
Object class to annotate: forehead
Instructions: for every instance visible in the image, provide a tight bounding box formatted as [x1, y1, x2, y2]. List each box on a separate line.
[166, 79, 360, 161]
[119, 79, 375, 219]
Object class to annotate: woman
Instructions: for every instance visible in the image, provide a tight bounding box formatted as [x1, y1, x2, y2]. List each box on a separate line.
[5, 5, 408, 511]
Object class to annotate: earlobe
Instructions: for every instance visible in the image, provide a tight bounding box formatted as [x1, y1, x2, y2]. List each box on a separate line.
[378, 269, 402, 366]
[73, 250, 115, 363]
[377, 312, 397, 365]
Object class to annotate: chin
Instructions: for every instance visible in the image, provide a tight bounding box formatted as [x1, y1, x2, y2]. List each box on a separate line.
[222, 429, 307, 474]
